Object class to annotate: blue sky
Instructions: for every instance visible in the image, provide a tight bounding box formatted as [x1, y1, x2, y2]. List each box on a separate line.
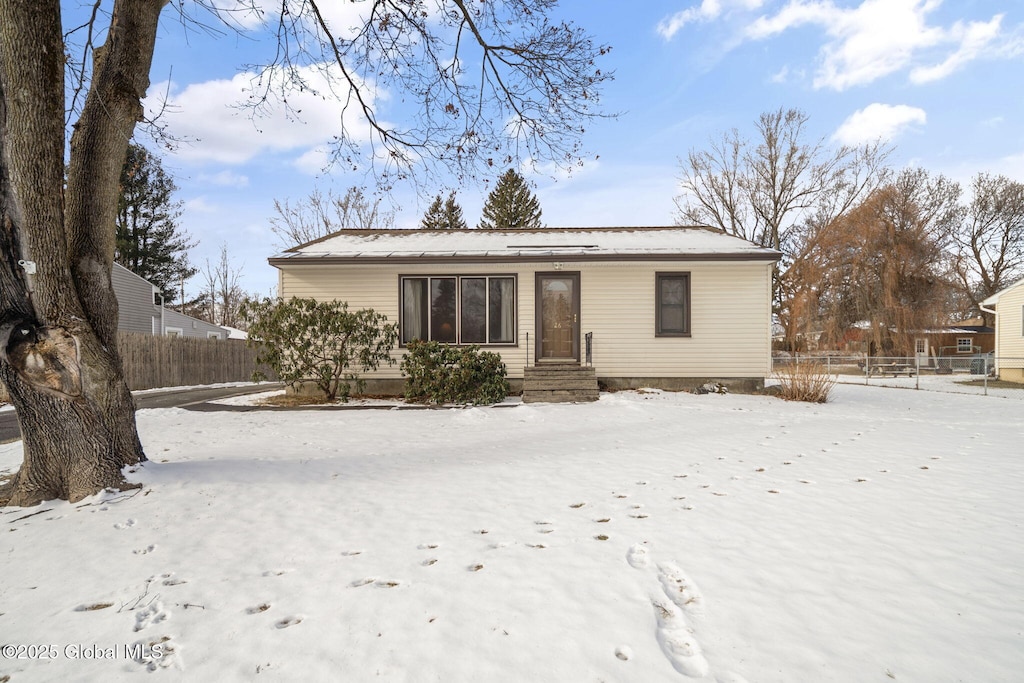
[115, 0, 1024, 298]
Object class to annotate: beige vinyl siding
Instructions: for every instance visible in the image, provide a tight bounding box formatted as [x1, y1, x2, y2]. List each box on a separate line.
[579, 261, 771, 378]
[278, 258, 772, 381]
[993, 281, 1024, 381]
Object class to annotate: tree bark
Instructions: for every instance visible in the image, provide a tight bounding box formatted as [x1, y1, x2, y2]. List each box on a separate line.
[0, 0, 165, 506]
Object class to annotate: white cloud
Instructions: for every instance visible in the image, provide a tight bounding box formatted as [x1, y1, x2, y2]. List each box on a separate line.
[292, 147, 331, 176]
[198, 170, 250, 188]
[832, 103, 927, 145]
[770, 65, 790, 83]
[200, 0, 370, 35]
[909, 14, 1003, 83]
[184, 196, 220, 213]
[744, 0, 1009, 90]
[522, 157, 602, 183]
[658, 0, 765, 40]
[145, 63, 377, 165]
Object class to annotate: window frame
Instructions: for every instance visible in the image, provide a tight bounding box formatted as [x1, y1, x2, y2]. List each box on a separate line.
[655, 271, 692, 337]
[956, 337, 973, 353]
[399, 274, 517, 347]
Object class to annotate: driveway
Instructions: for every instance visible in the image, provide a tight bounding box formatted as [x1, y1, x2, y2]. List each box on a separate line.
[0, 383, 283, 444]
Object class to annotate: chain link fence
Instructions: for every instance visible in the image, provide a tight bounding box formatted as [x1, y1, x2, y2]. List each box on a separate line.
[772, 354, 1024, 399]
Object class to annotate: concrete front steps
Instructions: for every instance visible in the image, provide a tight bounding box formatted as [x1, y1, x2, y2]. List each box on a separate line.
[522, 364, 599, 403]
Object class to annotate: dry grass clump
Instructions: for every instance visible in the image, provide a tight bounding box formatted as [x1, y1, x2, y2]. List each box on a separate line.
[775, 362, 835, 403]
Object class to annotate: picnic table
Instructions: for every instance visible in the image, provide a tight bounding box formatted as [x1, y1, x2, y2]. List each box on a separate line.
[859, 361, 916, 377]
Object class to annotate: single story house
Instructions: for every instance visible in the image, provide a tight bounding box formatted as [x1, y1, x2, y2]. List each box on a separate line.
[981, 277, 1024, 383]
[269, 227, 781, 398]
[111, 263, 228, 339]
[913, 319, 995, 365]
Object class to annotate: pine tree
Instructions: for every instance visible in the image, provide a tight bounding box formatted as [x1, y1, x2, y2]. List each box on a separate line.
[478, 169, 543, 230]
[116, 143, 197, 301]
[420, 190, 469, 230]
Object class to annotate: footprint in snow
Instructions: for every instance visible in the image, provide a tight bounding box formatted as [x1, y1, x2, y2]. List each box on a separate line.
[133, 602, 169, 632]
[629, 546, 712, 678]
[626, 543, 650, 569]
[350, 577, 376, 587]
[246, 604, 271, 614]
[115, 518, 137, 530]
[651, 596, 709, 678]
[275, 616, 303, 629]
[657, 562, 705, 617]
[133, 544, 157, 555]
[130, 635, 176, 672]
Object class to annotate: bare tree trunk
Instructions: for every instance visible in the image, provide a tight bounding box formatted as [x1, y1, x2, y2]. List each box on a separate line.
[0, 0, 165, 506]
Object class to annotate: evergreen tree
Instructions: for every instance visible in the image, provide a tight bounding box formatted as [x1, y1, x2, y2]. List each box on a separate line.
[116, 143, 197, 301]
[477, 169, 543, 230]
[420, 190, 469, 230]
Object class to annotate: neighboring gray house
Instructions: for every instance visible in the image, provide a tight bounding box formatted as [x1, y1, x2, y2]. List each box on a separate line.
[111, 263, 228, 339]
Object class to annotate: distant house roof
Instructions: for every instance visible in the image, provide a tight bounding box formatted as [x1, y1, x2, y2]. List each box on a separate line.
[270, 226, 782, 265]
[939, 325, 994, 334]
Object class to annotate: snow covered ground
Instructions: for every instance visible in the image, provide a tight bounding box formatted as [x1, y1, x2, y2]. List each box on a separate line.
[1, 383, 1022, 682]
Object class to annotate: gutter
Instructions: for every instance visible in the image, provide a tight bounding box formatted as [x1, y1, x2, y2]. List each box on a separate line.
[268, 251, 783, 267]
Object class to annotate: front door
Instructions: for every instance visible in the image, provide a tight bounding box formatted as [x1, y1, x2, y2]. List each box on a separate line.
[536, 272, 580, 362]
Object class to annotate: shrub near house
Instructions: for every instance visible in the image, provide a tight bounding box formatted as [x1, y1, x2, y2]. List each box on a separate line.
[242, 297, 398, 402]
[401, 340, 510, 405]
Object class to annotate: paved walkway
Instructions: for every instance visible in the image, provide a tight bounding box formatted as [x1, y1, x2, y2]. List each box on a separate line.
[0, 384, 284, 444]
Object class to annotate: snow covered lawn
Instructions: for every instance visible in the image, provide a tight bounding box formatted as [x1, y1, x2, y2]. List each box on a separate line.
[2, 384, 1022, 682]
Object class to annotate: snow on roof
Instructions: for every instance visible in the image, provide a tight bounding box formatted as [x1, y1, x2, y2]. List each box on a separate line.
[270, 227, 781, 264]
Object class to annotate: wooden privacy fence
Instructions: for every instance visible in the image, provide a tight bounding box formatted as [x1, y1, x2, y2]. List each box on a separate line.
[117, 333, 265, 390]
[0, 333, 266, 402]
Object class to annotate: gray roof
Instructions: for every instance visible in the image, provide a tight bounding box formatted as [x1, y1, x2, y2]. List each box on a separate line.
[270, 226, 782, 266]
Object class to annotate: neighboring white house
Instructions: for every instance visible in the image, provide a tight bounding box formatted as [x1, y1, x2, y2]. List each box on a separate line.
[981, 277, 1024, 383]
[269, 226, 781, 393]
[111, 263, 229, 339]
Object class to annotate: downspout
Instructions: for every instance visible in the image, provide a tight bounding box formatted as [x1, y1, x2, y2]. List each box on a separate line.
[980, 301, 997, 376]
[154, 286, 165, 336]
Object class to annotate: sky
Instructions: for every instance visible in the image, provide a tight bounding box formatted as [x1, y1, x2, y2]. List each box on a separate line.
[3, 379, 1023, 680]
[97, 0, 1024, 299]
